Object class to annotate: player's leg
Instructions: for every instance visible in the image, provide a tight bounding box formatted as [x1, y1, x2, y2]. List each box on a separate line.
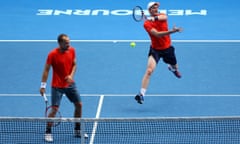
[163, 46, 181, 78]
[168, 64, 181, 78]
[141, 55, 157, 92]
[45, 88, 63, 142]
[135, 47, 159, 104]
[65, 83, 88, 138]
[73, 102, 82, 131]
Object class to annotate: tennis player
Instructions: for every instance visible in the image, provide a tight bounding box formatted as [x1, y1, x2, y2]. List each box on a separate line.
[39, 34, 88, 142]
[135, 2, 183, 104]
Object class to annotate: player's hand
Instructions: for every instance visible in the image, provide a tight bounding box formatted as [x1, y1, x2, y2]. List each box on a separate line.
[172, 26, 183, 33]
[40, 88, 46, 96]
[65, 75, 74, 84]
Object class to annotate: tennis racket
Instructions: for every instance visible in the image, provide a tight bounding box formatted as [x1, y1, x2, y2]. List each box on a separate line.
[132, 6, 147, 22]
[43, 93, 62, 127]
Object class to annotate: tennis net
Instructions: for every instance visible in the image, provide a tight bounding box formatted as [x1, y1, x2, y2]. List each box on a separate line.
[1, 116, 240, 144]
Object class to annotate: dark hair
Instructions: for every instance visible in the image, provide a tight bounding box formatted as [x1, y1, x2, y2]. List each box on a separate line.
[57, 34, 68, 43]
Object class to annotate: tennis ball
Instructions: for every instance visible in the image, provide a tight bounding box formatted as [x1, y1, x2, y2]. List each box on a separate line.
[130, 42, 136, 48]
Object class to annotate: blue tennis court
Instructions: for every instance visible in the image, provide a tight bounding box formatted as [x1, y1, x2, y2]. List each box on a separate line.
[0, 0, 240, 143]
[0, 41, 240, 118]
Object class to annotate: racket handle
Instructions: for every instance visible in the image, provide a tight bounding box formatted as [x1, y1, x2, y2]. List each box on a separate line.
[43, 93, 48, 103]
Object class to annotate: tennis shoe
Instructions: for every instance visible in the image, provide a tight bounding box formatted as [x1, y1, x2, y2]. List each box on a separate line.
[74, 130, 88, 138]
[135, 94, 144, 104]
[44, 133, 53, 142]
[168, 66, 181, 78]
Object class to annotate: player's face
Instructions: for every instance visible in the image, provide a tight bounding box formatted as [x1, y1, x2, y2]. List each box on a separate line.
[59, 36, 70, 51]
[149, 5, 159, 16]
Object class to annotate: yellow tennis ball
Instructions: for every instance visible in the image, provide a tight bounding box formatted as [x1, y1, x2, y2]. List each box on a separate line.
[130, 42, 136, 48]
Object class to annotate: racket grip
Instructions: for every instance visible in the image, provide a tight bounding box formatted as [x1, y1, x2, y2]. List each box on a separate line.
[43, 93, 48, 102]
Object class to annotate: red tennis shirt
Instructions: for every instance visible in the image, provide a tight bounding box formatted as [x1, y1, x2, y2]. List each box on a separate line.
[46, 47, 76, 88]
[144, 14, 171, 50]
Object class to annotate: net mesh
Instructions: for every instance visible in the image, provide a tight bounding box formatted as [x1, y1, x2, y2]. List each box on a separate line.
[1, 117, 240, 144]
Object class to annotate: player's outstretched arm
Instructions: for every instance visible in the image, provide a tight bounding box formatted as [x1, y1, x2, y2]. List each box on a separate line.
[148, 14, 167, 21]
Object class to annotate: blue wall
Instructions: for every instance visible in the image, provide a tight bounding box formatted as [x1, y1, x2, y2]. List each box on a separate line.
[0, 0, 239, 40]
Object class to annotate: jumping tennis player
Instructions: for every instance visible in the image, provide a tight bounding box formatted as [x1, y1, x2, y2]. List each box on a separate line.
[135, 2, 183, 104]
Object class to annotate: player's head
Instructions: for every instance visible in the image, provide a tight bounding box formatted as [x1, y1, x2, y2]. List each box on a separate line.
[147, 2, 160, 16]
[57, 34, 70, 51]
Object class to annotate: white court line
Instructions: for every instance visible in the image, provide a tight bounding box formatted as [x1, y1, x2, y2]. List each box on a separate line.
[0, 94, 240, 97]
[0, 40, 240, 42]
[89, 95, 104, 144]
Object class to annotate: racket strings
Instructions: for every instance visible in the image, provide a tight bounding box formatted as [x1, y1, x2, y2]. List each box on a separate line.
[45, 106, 62, 127]
[133, 6, 144, 22]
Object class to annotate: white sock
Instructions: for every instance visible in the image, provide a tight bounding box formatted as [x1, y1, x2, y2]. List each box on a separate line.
[140, 88, 146, 96]
[169, 65, 176, 72]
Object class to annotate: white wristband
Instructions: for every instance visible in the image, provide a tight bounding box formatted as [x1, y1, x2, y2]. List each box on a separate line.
[40, 82, 47, 88]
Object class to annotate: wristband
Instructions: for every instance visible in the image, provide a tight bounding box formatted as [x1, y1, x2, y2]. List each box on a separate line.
[40, 82, 47, 89]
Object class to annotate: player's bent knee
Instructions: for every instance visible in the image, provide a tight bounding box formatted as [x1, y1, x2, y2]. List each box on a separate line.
[146, 68, 154, 76]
